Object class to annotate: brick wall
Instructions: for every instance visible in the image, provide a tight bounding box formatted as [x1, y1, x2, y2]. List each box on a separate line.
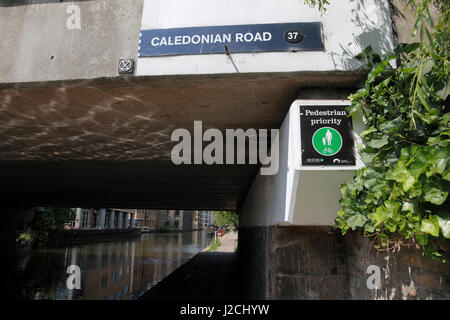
[239, 225, 450, 299]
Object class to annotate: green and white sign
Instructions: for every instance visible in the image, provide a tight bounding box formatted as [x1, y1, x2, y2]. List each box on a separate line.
[300, 105, 355, 166]
[312, 127, 342, 156]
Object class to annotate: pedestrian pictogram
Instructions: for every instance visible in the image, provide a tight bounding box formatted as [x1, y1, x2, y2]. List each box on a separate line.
[312, 127, 342, 156]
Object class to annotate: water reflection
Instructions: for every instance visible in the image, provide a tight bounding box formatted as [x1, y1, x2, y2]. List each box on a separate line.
[16, 231, 210, 300]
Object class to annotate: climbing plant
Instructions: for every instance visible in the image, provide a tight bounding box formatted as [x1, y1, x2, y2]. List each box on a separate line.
[212, 211, 238, 227]
[303, 0, 330, 12]
[307, 0, 450, 260]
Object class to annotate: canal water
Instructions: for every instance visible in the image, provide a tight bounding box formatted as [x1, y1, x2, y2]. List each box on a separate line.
[15, 230, 210, 300]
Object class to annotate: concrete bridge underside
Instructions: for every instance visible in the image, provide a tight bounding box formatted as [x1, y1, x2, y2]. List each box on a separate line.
[0, 73, 361, 209]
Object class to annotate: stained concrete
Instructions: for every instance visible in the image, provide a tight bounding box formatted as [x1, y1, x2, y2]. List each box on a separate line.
[0, 0, 144, 83]
[0, 75, 363, 209]
[239, 226, 450, 300]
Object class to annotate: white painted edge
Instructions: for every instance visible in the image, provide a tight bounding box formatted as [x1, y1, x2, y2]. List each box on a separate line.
[284, 99, 366, 223]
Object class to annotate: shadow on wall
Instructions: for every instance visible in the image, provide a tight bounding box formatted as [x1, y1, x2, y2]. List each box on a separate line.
[329, 0, 395, 70]
[0, 0, 90, 6]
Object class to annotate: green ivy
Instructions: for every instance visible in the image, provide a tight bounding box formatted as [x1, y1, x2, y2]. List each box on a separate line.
[212, 211, 238, 227]
[335, 3, 449, 261]
[303, 0, 330, 12]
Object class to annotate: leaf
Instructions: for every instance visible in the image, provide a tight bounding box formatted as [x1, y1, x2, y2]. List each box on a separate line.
[443, 167, 450, 181]
[416, 86, 430, 111]
[346, 103, 359, 116]
[386, 219, 397, 232]
[381, 116, 403, 133]
[364, 221, 376, 233]
[423, 181, 448, 205]
[429, 147, 449, 174]
[347, 213, 367, 230]
[403, 42, 420, 54]
[403, 174, 416, 191]
[361, 151, 378, 164]
[423, 242, 445, 262]
[436, 209, 450, 239]
[387, 162, 416, 191]
[370, 208, 386, 226]
[361, 127, 377, 138]
[435, 81, 450, 100]
[421, 215, 440, 237]
[420, 57, 435, 76]
[415, 233, 428, 246]
[367, 136, 389, 149]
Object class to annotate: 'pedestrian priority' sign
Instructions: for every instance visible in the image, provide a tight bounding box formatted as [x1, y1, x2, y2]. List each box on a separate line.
[300, 105, 355, 166]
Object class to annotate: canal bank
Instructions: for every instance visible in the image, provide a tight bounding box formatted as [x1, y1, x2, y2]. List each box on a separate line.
[202, 230, 238, 252]
[57, 228, 141, 246]
[140, 231, 240, 300]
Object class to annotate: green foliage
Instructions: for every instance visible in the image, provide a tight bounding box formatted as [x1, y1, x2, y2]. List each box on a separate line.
[158, 225, 171, 232]
[209, 240, 222, 252]
[30, 207, 73, 246]
[303, 0, 330, 12]
[18, 232, 31, 241]
[212, 211, 238, 227]
[404, 0, 449, 39]
[335, 2, 449, 261]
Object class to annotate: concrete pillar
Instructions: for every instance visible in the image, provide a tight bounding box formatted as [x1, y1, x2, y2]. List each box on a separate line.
[89, 208, 94, 228]
[179, 210, 184, 230]
[124, 212, 129, 229]
[109, 210, 115, 229]
[74, 208, 82, 229]
[130, 211, 136, 228]
[99, 208, 106, 229]
[193, 210, 199, 230]
[117, 211, 123, 229]
[168, 210, 175, 228]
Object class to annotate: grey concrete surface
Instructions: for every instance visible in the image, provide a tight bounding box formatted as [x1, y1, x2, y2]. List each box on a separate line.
[0, 76, 362, 209]
[0, 0, 143, 83]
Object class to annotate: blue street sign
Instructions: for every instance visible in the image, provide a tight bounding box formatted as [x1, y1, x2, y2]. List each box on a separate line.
[139, 22, 323, 57]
